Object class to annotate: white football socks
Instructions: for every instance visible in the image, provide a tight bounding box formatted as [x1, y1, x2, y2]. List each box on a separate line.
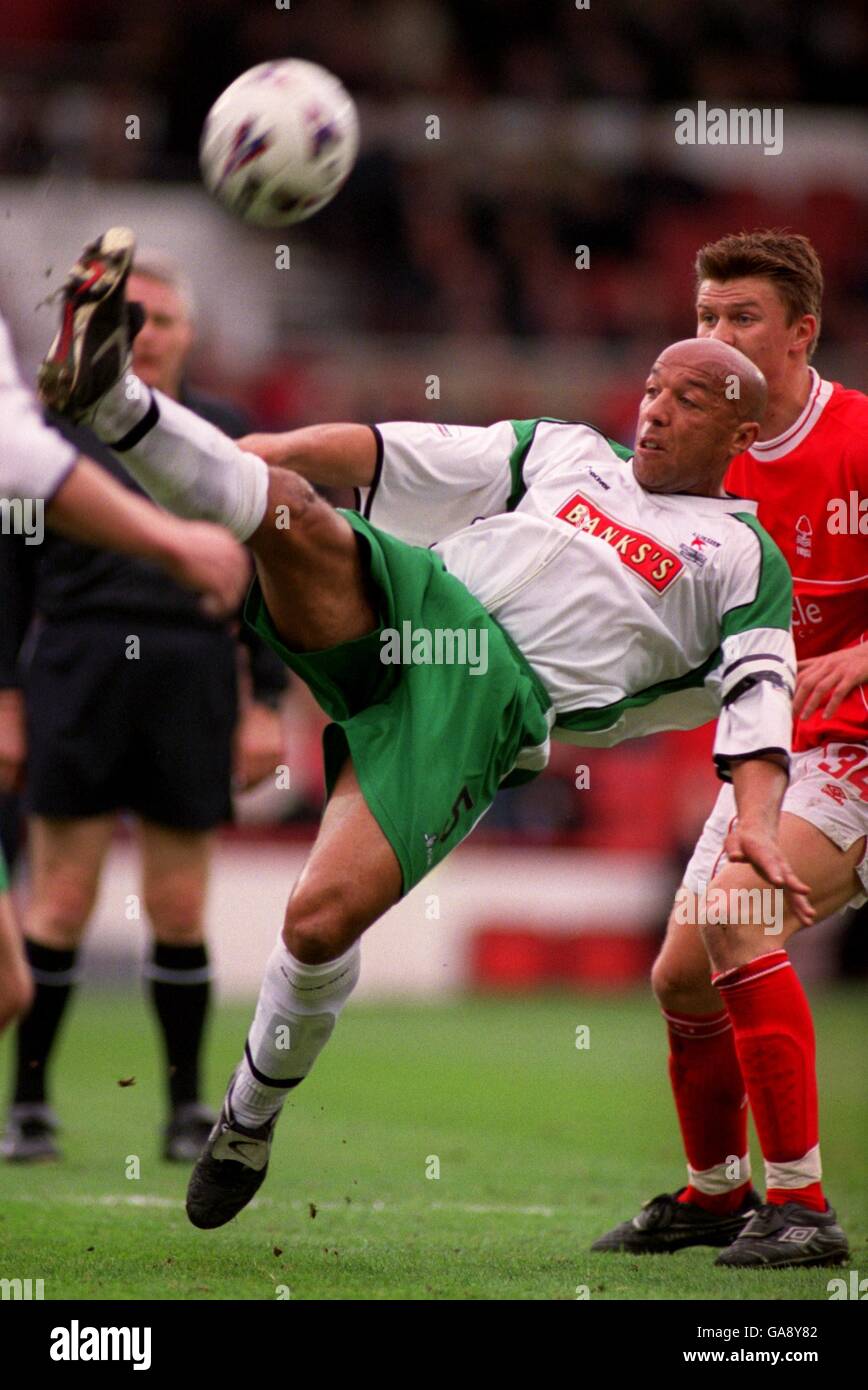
[88, 372, 268, 542]
[231, 938, 362, 1128]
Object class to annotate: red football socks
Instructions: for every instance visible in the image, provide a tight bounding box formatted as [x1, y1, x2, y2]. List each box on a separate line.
[713, 949, 825, 1212]
[664, 1008, 751, 1214]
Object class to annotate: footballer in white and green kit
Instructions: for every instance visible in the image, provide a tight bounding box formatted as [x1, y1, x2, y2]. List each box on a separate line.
[367, 417, 793, 750]
[36, 226, 809, 1230]
[248, 408, 795, 892]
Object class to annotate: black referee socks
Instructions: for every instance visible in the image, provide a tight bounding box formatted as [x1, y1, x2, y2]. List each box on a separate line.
[144, 942, 212, 1108]
[13, 940, 80, 1105]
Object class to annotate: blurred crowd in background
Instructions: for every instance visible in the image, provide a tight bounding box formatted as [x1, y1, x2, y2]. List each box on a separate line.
[3, 0, 867, 142]
[0, 1, 865, 902]
[1, 1, 867, 379]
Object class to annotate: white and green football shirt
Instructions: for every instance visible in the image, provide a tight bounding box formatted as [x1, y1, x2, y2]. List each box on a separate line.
[359, 418, 796, 778]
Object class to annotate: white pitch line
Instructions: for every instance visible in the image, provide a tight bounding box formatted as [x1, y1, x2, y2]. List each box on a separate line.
[3, 1192, 182, 1210]
[2, 1193, 556, 1217]
[431, 1202, 555, 1217]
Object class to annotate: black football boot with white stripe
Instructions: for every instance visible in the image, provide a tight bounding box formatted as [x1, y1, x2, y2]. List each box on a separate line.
[591, 1186, 761, 1253]
[185, 1073, 278, 1229]
[714, 1199, 849, 1268]
[37, 226, 144, 419]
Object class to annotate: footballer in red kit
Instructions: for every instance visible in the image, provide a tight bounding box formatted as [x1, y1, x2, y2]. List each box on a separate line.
[726, 374, 868, 752]
[594, 231, 867, 1269]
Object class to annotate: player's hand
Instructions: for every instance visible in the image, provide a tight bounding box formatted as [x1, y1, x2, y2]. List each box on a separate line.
[0, 688, 27, 794]
[236, 433, 286, 469]
[233, 702, 285, 791]
[161, 521, 251, 619]
[724, 821, 815, 927]
[794, 645, 868, 722]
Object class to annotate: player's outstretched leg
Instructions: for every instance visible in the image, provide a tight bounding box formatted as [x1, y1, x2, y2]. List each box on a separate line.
[38, 227, 377, 652]
[39, 226, 269, 543]
[41, 228, 380, 656]
[185, 759, 402, 1229]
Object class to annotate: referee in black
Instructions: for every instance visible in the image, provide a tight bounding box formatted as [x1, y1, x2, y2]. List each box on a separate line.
[0, 253, 288, 1162]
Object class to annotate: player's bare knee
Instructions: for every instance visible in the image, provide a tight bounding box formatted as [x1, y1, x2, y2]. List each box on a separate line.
[254, 468, 322, 556]
[650, 953, 682, 1006]
[31, 881, 96, 945]
[651, 950, 712, 1009]
[144, 883, 205, 942]
[281, 882, 360, 963]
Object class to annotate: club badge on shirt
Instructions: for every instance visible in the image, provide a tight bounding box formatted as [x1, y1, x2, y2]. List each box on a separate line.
[795, 513, 813, 559]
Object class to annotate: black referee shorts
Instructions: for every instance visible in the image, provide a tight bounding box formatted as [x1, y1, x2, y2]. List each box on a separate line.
[25, 617, 237, 830]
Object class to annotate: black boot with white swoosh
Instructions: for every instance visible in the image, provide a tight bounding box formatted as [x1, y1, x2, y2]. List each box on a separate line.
[186, 1072, 278, 1229]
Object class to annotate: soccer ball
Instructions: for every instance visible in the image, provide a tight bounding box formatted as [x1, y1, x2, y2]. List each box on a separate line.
[199, 59, 359, 227]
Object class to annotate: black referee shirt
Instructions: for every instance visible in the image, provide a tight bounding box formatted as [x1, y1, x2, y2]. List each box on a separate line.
[0, 384, 288, 705]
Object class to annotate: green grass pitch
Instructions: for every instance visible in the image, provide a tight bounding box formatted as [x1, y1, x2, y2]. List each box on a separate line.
[0, 989, 864, 1301]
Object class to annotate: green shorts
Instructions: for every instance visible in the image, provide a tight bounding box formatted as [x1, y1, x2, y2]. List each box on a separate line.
[245, 511, 552, 894]
[0, 842, 8, 895]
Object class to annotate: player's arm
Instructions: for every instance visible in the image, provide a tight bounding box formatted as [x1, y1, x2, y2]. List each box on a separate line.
[708, 515, 795, 782]
[238, 419, 521, 547]
[47, 458, 249, 617]
[0, 528, 36, 795]
[726, 757, 813, 924]
[0, 883, 32, 1029]
[236, 424, 378, 488]
[2, 350, 248, 616]
[706, 515, 814, 921]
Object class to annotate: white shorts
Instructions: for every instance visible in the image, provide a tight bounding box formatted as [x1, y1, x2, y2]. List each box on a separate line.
[683, 742, 868, 910]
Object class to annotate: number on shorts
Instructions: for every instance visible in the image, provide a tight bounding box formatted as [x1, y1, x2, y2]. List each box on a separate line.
[817, 745, 868, 802]
[438, 785, 475, 842]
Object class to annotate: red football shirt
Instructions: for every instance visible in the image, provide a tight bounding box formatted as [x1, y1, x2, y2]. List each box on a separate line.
[725, 371, 868, 752]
